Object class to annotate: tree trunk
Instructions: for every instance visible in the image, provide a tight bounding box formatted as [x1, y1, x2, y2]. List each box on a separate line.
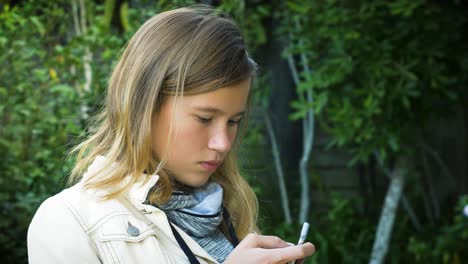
[298, 88, 313, 223]
[287, 58, 313, 223]
[375, 153, 421, 231]
[286, 52, 313, 223]
[263, 111, 292, 224]
[72, 0, 93, 120]
[369, 157, 406, 264]
[286, 18, 315, 223]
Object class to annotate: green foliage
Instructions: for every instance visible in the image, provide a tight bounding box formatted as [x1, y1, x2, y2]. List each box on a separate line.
[280, 0, 468, 163]
[263, 194, 374, 264]
[406, 195, 468, 263]
[264, 194, 468, 264]
[0, 1, 82, 262]
[2, 1, 465, 263]
[308, 195, 374, 264]
[0, 0, 161, 262]
[217, 0, 270, 49]
[276, 2, 468, 261]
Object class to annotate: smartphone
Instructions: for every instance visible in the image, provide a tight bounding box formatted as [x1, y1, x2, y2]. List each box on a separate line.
[290, 222, 310, 264]
[296, 222, 310, 245]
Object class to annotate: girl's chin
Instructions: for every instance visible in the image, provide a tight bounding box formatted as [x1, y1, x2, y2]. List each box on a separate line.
[172, 175, 211, 189]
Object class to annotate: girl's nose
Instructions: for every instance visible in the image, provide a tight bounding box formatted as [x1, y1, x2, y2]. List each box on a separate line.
[208, 128, 232, 153]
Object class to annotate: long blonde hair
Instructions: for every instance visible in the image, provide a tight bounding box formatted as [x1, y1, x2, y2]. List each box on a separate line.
[69, 6, 259, 238]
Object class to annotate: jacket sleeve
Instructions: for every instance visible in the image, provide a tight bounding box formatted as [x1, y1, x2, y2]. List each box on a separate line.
[27, 195, 101, 264]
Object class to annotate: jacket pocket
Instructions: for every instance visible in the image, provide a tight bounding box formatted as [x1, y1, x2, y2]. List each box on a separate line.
[95, 213, 166, 264]
[98, 212, 157, 242]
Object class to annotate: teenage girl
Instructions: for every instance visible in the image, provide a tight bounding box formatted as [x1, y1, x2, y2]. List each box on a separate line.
[28, 6, 315, 264]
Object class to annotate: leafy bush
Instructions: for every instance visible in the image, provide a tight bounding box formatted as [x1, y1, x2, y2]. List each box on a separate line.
[280, 0, 468, 162]
[261, 194, 374, 264]
[0, 0, 133, 261]
[406, 195, 468, 263]
[263, 194, 467, 264]
[0, 3, 81, 262]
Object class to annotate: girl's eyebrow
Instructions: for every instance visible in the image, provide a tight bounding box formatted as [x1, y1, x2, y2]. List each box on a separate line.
[193, 106, 245, 117]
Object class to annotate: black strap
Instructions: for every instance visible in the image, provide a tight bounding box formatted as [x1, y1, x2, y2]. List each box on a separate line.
[169, 222, 201, 264]
[222, 206, 239, 246]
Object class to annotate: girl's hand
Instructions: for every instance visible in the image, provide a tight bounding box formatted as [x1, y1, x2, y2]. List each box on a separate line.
[223, 234, 315, 264]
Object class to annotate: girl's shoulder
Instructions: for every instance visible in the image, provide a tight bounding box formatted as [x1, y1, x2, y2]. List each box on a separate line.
[27, 182, 168, 263]
[29, 183, 121, 234]
[31, 182, 161, 233]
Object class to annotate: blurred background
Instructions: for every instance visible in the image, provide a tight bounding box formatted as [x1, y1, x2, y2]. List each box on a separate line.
[0, 0, 467, 263]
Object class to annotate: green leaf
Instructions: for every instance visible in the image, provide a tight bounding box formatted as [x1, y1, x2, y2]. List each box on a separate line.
[30, 16, 45, 37]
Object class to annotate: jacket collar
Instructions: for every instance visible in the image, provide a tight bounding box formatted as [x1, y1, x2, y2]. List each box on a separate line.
[82, 155, 160, 205]
[82, 156, 218, 263]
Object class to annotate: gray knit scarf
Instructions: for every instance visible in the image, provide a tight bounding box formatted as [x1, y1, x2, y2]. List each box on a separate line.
[155, 182, 235, 263]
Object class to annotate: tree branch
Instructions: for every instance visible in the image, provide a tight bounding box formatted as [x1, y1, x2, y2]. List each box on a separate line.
[263, 111, 292, 224]
[374, 152, 421, 231]
[369, 156, 406, 264]
[288, 17, 314, 223]
[287, 50, 300, 86]
[420, 141, 457, 194]
[72, 0, 93, 119]
[72, 0, 80, 36]
[421, 149, 436, 224]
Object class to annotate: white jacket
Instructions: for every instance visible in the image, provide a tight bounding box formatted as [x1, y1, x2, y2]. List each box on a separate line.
[28, 156, 218, 264]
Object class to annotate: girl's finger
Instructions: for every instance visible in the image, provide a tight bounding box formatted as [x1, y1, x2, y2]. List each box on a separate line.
[269, 242, 315, 263]
[242, 234, 290, 249]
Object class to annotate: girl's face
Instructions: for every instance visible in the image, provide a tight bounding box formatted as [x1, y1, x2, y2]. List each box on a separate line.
[151, 78, 251, 187]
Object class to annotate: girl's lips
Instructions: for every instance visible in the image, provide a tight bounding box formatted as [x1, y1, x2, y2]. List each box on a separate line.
[200, 162, 219, 172]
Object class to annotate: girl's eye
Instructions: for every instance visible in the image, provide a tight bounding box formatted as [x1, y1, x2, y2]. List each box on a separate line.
[228, 118, 242, 127]
[197, 116, 212, 124]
